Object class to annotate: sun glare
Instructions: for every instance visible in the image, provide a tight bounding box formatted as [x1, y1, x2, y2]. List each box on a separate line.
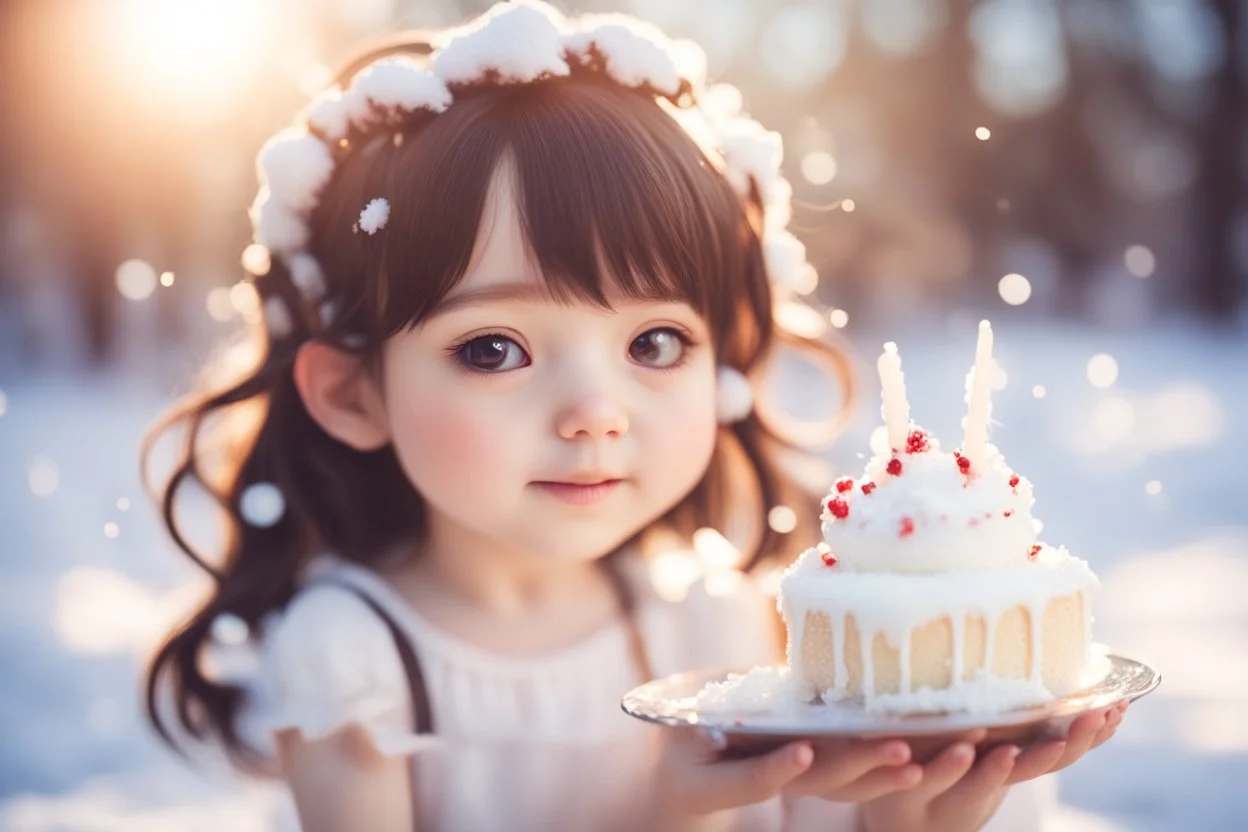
[117, 0, 274, 120]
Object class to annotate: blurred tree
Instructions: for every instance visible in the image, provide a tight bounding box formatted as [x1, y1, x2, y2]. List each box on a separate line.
[1194, 0, 1244, 321]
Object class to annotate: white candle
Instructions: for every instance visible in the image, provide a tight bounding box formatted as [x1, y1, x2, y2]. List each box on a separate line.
[877, 342, 910, 452]
[962, 320, 994, 470]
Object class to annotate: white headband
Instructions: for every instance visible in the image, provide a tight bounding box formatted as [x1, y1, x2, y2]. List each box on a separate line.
[248, 0, 818, 337]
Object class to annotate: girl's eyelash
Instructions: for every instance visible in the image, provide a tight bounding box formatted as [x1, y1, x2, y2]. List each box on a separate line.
[445, 326, 700, 375]
[447, 330, 511, 354]
[445, 331, 526, 376]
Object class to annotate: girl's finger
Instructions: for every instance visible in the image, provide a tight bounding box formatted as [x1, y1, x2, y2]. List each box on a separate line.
[1004, 740, 1066, 785]
[936, 743, 1017, 808]
[820, 761, 924, 803]
[686, 741, 814, 813]
[1090, 704, 1125, 750]
[910, 741, 977, 798]
[782, 739, 912, 796]
[1048, 711, 1107, 773]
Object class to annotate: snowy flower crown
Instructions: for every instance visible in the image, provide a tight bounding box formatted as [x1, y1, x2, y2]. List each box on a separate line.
[248, 0, 818, 338]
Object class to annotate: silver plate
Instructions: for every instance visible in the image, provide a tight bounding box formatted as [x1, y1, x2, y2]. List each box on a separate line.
[621, 653, 1159, 749]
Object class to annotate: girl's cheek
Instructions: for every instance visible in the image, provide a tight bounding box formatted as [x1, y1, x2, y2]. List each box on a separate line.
[389, 388, 526, 499]
[646, 380, 718, 475]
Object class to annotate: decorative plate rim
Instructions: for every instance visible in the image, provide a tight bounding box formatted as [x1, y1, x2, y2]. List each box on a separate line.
[621, 652, 1160, 738]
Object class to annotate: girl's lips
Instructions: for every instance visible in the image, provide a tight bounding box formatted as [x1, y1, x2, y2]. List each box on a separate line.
[531, 479, 623, 505]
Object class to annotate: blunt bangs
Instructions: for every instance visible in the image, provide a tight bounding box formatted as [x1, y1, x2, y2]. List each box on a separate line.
[309, 73, 758, 343]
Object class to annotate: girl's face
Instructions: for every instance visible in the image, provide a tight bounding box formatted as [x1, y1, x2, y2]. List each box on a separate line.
[377, 165, 719, 563]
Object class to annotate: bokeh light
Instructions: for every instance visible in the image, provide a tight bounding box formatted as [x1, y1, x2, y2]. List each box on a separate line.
[206, 287, 235, 322]
[104, 522, 120, 539]
[829, 308, 849, 328]
[975, 126, 992, 140]
[1150, 382, 1224, 449]
[115, 259, 158, 302]
[800, 151, 838, 185]
[229, 281, 263, 324]
[648, 550, 702, 603]
[1146, 480, 1164, 496]
[998, 272, 1032, 305]
[767, 505, 797, 534]
[240, 482, 286, 528]
[760, 5, 846, 89]
[860, 0, 943, 57]
[28, 455, 59, 498]
[774, 300, 827, 338]
[240, 244, 271, 277]
[1125, 244, 1156, 278]
[1087, 353, 1120, 387]
[1032, 384, 1047, 398]
[841, 199, 856, 212]
[211, 612, 251, 646]
[693, 527, 742, 568]
[970, 0, 1068, 117]
[117, 497, 130, 512]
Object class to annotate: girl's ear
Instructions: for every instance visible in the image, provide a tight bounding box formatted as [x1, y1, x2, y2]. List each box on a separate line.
[292, 342, 392, 451]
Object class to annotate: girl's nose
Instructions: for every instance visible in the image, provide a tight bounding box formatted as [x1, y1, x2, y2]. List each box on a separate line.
[555, 394, 629, 440]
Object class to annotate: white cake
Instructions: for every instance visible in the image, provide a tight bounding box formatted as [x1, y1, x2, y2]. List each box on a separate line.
[778, 421, 1100, 714]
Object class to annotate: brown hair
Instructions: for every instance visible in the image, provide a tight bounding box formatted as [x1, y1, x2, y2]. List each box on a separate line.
[141, 37, 853, 770]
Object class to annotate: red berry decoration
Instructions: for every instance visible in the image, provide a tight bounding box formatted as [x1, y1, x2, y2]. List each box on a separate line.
[1009, 474, 1020, 489]
[899, 516, 916, 538]
[1029, 544, 1041, 560]
[835, 477, 854, 493]
[861, 482, 877, 495]
[1004, 510, 1013, 518]
[886, 458, 903, 476]
[821, 550, 839, 567]
[905, 429, 931, 454]
[956, 455, 971, 474]
[826, 497, 850, 519]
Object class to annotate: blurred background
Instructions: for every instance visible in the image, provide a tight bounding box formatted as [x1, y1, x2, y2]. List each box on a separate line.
[0, 0, 1245, 829]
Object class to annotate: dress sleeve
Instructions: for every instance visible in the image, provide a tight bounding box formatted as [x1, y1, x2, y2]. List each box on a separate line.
[247, 584, 439, 757]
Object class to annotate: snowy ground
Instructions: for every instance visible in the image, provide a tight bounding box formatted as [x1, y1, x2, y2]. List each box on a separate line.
[1, 314, 1245, 831]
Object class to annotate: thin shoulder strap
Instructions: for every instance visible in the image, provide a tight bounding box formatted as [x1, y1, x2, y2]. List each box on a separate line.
[314, 554, 652, 737]
[317, 579, 435, 735]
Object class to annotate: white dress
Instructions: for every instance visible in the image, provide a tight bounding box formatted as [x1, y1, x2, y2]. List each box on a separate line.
[243, 553, 1051, 832]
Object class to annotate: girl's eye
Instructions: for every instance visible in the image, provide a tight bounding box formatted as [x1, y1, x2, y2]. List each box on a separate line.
[629, 327, 687, 369]
[454, 334, 530, 373]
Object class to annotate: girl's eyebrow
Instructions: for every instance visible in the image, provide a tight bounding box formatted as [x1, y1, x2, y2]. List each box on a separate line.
[430, 281, 547, 317]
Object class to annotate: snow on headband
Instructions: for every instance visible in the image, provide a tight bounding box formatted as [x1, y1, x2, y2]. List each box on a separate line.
[247, 0, 819, 338]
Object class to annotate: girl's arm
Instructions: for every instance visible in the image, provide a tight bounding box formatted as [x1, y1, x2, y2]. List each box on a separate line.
[276, 724, 416, 832]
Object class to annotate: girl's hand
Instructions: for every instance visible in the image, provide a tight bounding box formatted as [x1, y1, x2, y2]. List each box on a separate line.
[859, 702, 1128, 832]
[1005, 700, 1127, 785]
[649, 727, 920, 830]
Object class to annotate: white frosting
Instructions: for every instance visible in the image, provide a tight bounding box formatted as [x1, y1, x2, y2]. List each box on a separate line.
[820, 429, 1037, 573]
[696, 665, 797, 714]
[778, 544, 1098, 707]
[863, 672, 1052, 715]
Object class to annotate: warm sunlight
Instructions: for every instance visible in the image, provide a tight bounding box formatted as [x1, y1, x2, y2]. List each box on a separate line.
[115, 0, 275, 120]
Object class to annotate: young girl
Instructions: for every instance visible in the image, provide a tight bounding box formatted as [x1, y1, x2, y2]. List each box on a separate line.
[142, 3, 1123, 830]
